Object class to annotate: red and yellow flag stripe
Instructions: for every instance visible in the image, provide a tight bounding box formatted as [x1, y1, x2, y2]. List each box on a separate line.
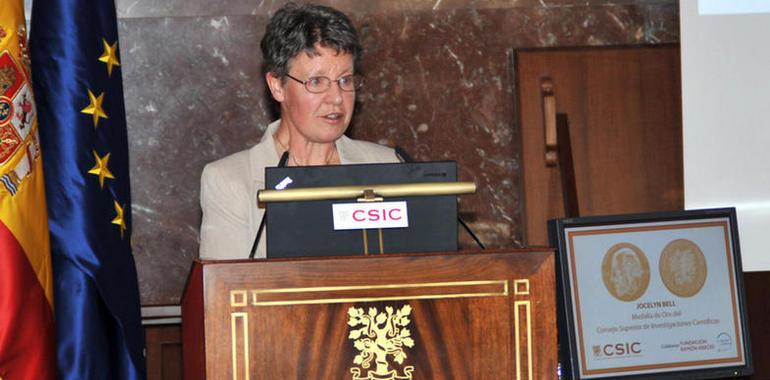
[0, 1, 56, 379]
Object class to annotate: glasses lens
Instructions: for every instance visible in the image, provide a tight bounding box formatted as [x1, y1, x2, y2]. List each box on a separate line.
[305, 77, 330, 93]
[339, 75, 362, 91]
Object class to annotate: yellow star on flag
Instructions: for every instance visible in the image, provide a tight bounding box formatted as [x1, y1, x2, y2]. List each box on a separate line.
[111, 200, 127, 239]
[88, 150, 115, 188]
[98, 39, 120, 76]
[81, 89, 108, 128]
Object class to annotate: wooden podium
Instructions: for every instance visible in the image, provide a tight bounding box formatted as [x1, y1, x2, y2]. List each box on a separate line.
[182, 249, 557, 379]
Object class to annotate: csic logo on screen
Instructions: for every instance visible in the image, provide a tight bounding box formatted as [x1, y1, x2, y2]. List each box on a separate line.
[332, 201, 409, 230]
[593, 342, 642, 358]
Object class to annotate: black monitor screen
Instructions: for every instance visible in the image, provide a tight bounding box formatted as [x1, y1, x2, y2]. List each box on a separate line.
[264, 161, 458, 258]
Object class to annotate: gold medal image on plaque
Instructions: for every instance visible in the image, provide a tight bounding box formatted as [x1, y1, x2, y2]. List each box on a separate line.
[601, 243, 651, 302]
[659, 238, 707, 297]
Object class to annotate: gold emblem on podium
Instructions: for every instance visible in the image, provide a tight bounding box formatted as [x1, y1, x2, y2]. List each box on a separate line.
[348, 305, 415, 380]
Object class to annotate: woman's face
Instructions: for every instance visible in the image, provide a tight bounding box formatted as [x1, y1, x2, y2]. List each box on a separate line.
[268, 45, 356, 144]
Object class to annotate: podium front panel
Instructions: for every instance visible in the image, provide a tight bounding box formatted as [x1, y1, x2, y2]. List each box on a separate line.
[183, 250, 556, 379]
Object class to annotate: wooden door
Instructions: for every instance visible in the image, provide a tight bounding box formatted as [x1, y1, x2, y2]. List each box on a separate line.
[515, 46, 683, 246]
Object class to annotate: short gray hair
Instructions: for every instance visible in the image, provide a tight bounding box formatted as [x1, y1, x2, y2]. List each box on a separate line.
[260, 3, 362, 78]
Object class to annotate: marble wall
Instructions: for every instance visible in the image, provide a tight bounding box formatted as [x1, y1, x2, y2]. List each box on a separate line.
[117, 0, 680, 305]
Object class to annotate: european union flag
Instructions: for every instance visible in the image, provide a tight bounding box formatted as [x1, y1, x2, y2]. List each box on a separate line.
[30, 0, 146, 378]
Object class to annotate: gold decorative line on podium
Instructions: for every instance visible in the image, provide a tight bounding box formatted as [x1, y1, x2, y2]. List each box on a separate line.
[514, 300, 533, 380]
[231, 290, 248, 307]
[514, 278, 533, 380]
[231, 312, 250, 380]
[236, 280, 509, 306]
[514, 279, 530, 295]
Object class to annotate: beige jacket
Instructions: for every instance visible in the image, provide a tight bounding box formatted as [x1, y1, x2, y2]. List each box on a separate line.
[199, 120, 399, 260]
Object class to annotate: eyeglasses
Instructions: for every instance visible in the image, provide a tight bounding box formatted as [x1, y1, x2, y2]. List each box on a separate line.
[285, 74, 363, 94]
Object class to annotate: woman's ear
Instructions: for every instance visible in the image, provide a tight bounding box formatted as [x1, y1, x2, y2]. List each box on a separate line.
[265, 72, 286, 103]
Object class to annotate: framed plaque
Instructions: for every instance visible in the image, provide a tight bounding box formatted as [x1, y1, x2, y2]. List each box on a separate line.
[549, 208, 752, 379]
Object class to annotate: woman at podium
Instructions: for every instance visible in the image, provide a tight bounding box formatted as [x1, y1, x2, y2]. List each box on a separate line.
[199, 3, 399, 260]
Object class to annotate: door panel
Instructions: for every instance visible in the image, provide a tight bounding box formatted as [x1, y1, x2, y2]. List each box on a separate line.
[516, 46, 683, 245]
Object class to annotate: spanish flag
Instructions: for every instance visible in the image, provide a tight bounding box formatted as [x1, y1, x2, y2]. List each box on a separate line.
[0, 1, 57, 379]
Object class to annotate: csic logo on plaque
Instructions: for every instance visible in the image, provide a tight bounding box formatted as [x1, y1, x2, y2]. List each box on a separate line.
[594, 342, 642, 358]
[332, 201, 409, 230]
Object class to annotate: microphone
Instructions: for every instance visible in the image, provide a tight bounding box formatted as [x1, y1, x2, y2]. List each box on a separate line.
[277, 150, 290, 167]
[249, 151, 289, 258]
[393, 146, 486, 250]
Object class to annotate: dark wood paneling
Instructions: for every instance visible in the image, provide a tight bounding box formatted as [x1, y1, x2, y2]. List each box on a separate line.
[145, 325, 183, 380]
[516, 46, 683, 246]
[742, 271, 770, 379]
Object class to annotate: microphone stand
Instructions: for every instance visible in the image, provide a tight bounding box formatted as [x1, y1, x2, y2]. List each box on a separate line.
[249, 151, 289, 259]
